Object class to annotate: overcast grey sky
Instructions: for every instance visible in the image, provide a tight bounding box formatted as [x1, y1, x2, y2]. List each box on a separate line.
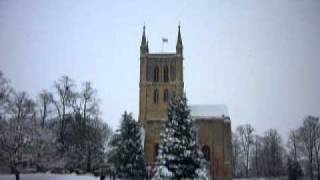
[1, 0, 320, 138]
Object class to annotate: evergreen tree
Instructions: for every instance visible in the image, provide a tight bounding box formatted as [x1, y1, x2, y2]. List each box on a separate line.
[108, 111, 146, 178]
[153, 95, 209, 180]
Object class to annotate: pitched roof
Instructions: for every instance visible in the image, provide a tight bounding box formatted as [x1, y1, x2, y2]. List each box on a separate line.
[189, 104, 229, 119]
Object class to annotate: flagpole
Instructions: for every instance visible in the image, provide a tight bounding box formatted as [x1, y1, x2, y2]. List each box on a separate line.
[162, 40, 164, 52]
[161, 38, 168, 53]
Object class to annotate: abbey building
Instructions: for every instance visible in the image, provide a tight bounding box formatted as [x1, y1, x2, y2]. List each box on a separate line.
[138, 25, 232, 180]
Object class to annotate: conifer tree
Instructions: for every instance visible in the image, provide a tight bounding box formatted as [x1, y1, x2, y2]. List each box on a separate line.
[109, 111, 146, 178]
[153, 95, 209, 180]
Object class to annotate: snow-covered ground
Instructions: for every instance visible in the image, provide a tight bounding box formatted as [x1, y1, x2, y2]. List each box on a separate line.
[234, 179, 285, 180]
[234, 178, 304, 180]
[0, 174, 300, 180]
[0, 173, 102, 180]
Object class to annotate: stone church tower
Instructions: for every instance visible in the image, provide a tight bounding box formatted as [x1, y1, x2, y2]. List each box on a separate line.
[139, 25, 184, 122]
[138, 25, 232, 180]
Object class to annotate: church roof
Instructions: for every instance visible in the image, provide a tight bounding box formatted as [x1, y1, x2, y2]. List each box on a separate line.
[189, 104, 230, 120]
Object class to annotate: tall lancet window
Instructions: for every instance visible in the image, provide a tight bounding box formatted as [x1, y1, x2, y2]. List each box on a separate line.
[153, 66, 159, 82]
[153, 88, 159, 104]
[163, 89, 169, 102]
[202, 145, 211, 161]
[155, 144, 159, 157]
[164, 65, 169, 82]
[170, 64, 176, 81]
[171, 91, 176, 101]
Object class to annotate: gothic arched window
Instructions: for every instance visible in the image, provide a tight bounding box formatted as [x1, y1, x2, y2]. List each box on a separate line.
[163, 89, 169, 102]
[170, 64, 176, 81]
[153, 66, 159, 82]
[172, 91, 176, 100]
[163, 65, 169, 82]
[153, 89, 159, 104]
[202, 145, 211, 161]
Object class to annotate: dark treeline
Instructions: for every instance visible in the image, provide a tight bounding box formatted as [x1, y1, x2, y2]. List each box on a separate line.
[0, 71, 112, 179]
[233, 116, 320, 180]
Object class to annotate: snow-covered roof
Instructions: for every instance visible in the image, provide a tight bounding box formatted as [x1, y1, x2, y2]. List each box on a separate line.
[189, 104, 229, 119]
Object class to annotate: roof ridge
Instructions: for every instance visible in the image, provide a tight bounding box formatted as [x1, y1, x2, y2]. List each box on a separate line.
[189, 104, 230, 119]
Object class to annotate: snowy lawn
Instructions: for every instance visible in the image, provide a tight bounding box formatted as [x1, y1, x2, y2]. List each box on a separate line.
[234, 178, 308, 180]
[0, 173, 104, 180]
[234, 179, 283, 180]
[0, 175, 306, 180]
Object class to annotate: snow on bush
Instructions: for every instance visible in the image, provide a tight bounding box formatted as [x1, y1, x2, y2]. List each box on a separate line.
[152, 165, 173, 180]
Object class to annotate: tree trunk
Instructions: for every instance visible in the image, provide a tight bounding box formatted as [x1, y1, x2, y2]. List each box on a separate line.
[86, 148, 91, 172]
[61, 103, 65, 144]
[99, 175, 105, 180]
[41, 103, 47, 127]
[255, 143, 258, 177]
[14, 169, 19, 180]
[15, 172, 19, 180]
[246, 150, 249, 178]
[317, 156, 320, 180]
[311, 154, 314, 180]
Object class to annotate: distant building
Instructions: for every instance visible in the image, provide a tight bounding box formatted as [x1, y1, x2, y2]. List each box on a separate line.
[138, 25, 232, 180]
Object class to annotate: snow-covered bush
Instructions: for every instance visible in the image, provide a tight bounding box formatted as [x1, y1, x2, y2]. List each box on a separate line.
[195, 167, 209, 180]
[152, 165, 173, 180]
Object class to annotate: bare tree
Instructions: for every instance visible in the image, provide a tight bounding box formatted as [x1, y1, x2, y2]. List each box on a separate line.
[52, 76, 75, 144]
[0, 74, 112, 175]
[232, 132, 241, 178]
[237, 124, 254, 178]
[0, 71, 11, 120]
[38, 90, 53, 127]
[77, 81, 100, 172]
[62, 81, 108, 172]
[0, 91, 36, 180]
[288, 130, 299, 161]
[251, 134, 263, 177]
[71, 81, 99, 121]
[314, 118, 320, 180]
[298, 116, 319, 180]
[262, 129, 284, 177]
